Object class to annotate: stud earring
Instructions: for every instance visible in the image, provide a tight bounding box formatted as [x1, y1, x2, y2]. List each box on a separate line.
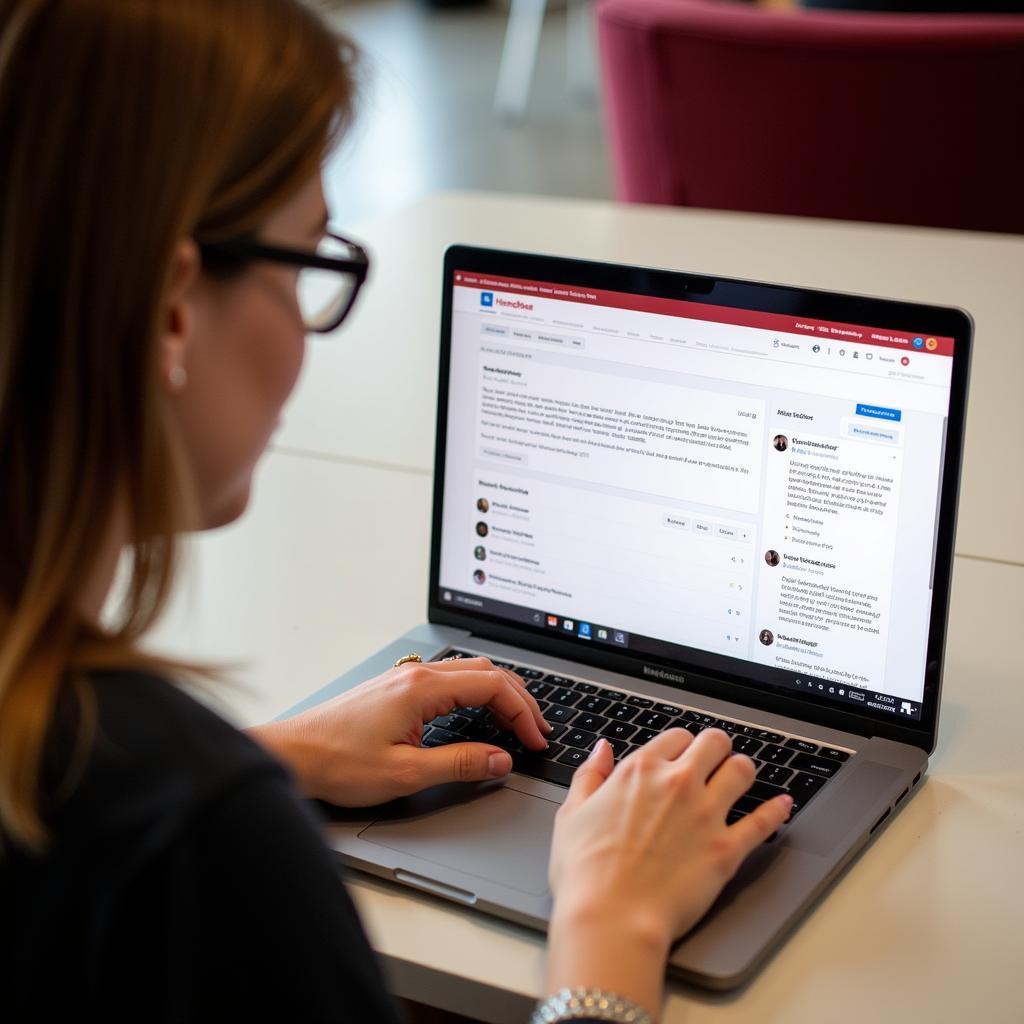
[169, 365, 187, 391]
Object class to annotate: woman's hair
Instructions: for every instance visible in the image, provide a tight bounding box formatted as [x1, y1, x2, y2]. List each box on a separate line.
[0, 0, 358, 851]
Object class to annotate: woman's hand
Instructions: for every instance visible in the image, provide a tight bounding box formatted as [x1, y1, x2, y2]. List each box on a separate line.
[249, 656, 551, 807]
[545, 728, 793, 1013]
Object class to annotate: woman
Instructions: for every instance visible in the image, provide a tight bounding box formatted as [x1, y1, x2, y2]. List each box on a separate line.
[0, 2, 791, 1021]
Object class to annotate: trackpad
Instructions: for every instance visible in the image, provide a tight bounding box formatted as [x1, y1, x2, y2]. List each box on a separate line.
[358, 786, 556, 896]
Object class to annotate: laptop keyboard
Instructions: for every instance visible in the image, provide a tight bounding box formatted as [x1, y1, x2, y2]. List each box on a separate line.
[421, 650, 854, 827]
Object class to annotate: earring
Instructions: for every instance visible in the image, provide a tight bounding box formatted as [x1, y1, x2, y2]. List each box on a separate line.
[169, 365, 187, 391]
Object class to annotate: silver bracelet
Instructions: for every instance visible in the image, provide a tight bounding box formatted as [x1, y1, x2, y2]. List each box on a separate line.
[530, 987, 656, 1024]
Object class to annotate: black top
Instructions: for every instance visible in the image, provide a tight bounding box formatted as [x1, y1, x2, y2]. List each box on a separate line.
[1, 671, 401, 1022]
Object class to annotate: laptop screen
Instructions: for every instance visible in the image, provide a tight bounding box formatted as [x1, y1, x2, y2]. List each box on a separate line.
[433, 251, 967, 732]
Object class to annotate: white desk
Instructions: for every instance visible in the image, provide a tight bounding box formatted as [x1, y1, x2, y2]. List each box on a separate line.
[277, 191, 1024, 566]
[148, 450, 1024, 1024]
[147, 193, 1024, 1022]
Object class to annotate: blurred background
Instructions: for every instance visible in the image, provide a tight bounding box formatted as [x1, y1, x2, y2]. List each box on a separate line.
[318, 0, 610, 227]
[317, 0, 1024, 234]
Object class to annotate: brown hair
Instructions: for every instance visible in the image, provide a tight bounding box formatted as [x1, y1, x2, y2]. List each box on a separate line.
[0, 0, 358, 851]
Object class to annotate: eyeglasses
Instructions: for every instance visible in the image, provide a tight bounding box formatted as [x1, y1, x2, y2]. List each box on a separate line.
[198, 231, 370, 334]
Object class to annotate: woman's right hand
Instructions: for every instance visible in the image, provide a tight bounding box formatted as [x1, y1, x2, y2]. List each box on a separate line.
[545, 728, 792, 1013]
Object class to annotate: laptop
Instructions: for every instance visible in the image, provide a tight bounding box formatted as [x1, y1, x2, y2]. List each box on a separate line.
[284, 246, 971, 990]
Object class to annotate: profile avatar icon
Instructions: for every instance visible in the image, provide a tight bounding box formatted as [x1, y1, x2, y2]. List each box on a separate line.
[475, 521, 488, 538]
[473, 569, 486, 585]
[476, 497, 489, 513]
[773, 434, 789, 453]
[474, 545, 486, 561]
[759, 629, 775, 646]
[764, 550, 780, 567]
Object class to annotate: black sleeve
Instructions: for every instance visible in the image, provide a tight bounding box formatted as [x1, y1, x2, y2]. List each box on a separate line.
[130, 768, 405, 1024]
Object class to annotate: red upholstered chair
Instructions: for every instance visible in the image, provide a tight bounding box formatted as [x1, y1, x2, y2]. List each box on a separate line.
[596, 0, 1024, 232]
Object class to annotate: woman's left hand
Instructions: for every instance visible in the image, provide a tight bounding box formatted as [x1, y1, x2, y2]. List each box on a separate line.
[249, 656, 552, 807]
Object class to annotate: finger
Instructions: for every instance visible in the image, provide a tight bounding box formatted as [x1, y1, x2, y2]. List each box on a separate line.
[675, 727, 733, 780]
[727, 794, 793, 854]
[706, 753, 758, 805]
[500, 669, 552, 736]
[560, 738, 614, 812]
[410, 742, 514, 789]
[413, 667, 549, 750]
[635, 726, 693, 761]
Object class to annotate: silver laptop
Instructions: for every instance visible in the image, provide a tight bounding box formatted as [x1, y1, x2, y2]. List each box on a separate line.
[284, 246, 971, 990]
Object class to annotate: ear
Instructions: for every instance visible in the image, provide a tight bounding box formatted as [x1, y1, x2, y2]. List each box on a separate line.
[159, 238, 201, 395]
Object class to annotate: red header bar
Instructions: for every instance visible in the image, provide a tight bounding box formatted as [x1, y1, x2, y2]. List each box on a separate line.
[454, 270, 955, 356]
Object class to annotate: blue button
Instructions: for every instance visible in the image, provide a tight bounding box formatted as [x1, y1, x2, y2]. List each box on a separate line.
[856, 403, 902, 422]
[912, 337, 924, 349]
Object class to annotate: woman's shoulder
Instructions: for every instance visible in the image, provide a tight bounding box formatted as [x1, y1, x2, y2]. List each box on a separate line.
[48, 668, 284, 837]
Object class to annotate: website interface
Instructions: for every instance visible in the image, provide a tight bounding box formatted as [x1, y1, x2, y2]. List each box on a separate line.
[437, 271, 956, 723]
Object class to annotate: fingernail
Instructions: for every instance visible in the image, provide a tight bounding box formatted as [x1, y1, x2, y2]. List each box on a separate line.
[586, 739, 606, 760]
[488, 752, 512, 777]
[543, 721, 554, 734]
[781, 795, 794, 815]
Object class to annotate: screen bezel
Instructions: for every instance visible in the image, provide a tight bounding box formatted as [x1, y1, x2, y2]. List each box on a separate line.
[428, 245, 972, 754]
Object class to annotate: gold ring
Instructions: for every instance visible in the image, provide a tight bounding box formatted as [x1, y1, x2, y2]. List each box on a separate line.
[393, 653, 423, 667]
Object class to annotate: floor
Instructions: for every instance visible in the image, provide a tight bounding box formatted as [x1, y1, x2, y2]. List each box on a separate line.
[319, 0, 611, 229]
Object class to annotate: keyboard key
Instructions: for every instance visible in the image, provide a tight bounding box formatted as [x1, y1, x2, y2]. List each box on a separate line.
[461, 721, 499, 742]
[563, 728, 599, 750]
[544, 675, 574, 688]
[525, 680, 552, 699]
[731, 794, 764, 816]
[627, 695, 654, 708]
[608, 703, 638, 722]
[654, 703, 684, 717]
[598, 688, 627, 701]
[726, 809, 745, 825]
[541, 742, 566, 761]
[759, 743, 793, 765]
[491, 660, 516, 670]
[680, 720, 703, 736]
[754, 729, 785, 744]
[750, 779, 789, 803]
[544, 723, 569, 741]
[601, 721, 638, 742]
[573, 713, 609, 733]
[455, 706, 492, 722]
[513, 752, 575, 786]
[421, 729, 448, 748]
[490, 731, 524, 753]
[731, 735, 763, 757]
[684, 710, 717, 726]
[440, 649, 473, 659]
[635, 711, 670, 730]
[785, 738, 820, 755]
[431, 713, 471, 733]
[577, 695, 611, 714]
[757, 763, 794, 787]
[543, 704, 577, 725]
[604, 738, 633, 758]
[789, 752, 843, 779]
[556, 747, 590, 769]
[549, 687, 581, 707]
[519, 667, 545, 680]
[574, 682, 600, 694]
[632, 728, 659, 746]
[819, 747, 851, 762]
[423, 726, 462, 746]
[788, 771, 828, 801]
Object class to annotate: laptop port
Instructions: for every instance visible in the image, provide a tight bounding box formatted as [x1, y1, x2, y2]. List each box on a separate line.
[870, 806, 892, 834]
[895, 787, 909, 806]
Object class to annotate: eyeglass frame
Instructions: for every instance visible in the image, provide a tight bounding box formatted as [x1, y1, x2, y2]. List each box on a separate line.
[197, 230, 370, 334]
